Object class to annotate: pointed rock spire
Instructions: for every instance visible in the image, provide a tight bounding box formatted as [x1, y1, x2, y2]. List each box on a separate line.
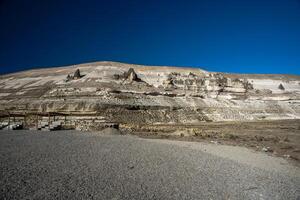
[73, 69, 81, 79]
[124, 68, 140, 82]
[278, 83, 285, 90]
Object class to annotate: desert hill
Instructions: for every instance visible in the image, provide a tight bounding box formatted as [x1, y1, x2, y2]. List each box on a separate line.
[0, 61, 299, 129]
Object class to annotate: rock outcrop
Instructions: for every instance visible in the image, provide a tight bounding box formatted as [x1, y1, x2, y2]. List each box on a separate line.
[73, 69, 81, 79]
[124, 68, 140, 82]
[0, 61, 299, 129]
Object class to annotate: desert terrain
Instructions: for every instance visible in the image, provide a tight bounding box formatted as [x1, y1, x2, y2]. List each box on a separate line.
[0, 61, 299, 161]
[0, 62, 300, 199]
[0, 130, 299, 200]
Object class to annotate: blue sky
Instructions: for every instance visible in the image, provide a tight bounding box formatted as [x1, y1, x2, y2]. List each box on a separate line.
[0, 0, 299, 75]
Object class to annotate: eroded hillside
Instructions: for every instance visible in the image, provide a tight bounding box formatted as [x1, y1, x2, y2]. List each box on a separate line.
[0, 61, 299, 130]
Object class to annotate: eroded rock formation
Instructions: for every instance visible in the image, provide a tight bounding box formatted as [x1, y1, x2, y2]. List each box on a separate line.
[0, 61, 299, 130]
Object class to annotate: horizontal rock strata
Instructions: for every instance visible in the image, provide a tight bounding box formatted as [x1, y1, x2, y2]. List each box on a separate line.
[0, 61, 299, 130]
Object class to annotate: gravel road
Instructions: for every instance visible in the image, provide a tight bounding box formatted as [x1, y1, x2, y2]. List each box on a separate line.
[0, 130, 299, 200]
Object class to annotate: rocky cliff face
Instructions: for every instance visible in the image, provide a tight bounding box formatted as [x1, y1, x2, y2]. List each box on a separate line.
[0, 61, 299, 129]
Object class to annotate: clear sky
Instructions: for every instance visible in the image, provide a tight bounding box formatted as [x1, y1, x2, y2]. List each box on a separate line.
[0, 0, 299, 75]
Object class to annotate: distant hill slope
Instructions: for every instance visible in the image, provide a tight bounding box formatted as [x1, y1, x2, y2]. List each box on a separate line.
[0, 61, 299, 127]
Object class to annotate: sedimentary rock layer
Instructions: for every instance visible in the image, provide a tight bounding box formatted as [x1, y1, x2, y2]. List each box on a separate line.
[0, 61, 299, 127]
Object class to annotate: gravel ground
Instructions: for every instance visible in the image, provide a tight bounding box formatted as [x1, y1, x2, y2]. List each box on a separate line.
[0, 130, 299, 200]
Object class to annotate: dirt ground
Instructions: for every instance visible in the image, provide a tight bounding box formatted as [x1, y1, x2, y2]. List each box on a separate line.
[1, 130, 299, 199]
[122, 119, 300, 164]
